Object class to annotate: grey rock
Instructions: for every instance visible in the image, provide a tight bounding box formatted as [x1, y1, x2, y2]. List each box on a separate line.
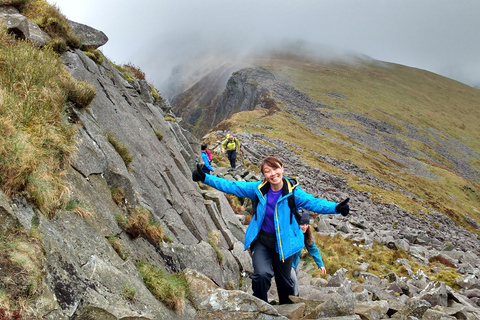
[68, 19, 108, 49]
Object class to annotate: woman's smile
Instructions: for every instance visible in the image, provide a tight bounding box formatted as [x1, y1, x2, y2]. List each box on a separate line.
[263, 164, 284, 190]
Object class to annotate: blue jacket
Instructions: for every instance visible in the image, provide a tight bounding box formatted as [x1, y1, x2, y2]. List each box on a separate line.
[203, 174, 339, 261]
[202, 151, 213, 171]
[292, 242, 324, 269]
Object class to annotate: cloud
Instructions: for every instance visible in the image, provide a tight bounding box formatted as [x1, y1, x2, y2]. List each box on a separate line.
[50, 0, 480, 88]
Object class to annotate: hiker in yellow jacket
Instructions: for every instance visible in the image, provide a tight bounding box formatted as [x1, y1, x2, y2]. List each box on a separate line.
[221, 134, 241, 170]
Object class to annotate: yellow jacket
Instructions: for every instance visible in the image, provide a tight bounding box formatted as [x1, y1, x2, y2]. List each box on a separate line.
[221, 136, 240, 151]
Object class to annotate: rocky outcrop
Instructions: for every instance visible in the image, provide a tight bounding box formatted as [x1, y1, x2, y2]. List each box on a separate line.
[0, 6, 50, 46]
[0, 21, 251, 318]
[68, 19, 108, 49]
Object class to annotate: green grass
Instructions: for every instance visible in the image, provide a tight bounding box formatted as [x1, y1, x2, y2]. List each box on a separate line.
[122, 283, 136, 302]
[0, 229, 46, 317]
[136, 261, 190, 314]
[106, 132, 134, 168]
[64, 199, 93, 219]
[116, 206, 171, 246]
[308, 233, 461, 289]
[0, 26, 89, 216]
[207, 230, 224, 264]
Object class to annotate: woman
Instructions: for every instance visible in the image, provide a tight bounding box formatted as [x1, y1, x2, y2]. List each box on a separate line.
[290, 208, 326, 297]
[192, 156, 349, 304]
[201, 143, 214, 174]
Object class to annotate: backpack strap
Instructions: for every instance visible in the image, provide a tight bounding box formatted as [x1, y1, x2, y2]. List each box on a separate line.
[252, 195, 259, 221]
[288, 187, 298, 224]
[252, 183, 298, 224]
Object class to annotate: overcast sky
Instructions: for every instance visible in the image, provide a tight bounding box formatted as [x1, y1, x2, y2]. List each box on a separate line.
[49, 0, 480, 89]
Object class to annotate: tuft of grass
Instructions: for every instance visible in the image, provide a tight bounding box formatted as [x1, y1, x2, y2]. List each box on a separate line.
[0, 27, 81, 216]
[122, 283, 136, 302]
[154, 130, 164, 141]
[60, 72, 96, 109]
[429, 268, 461, 290]
[106, 132, 134, 168]
[110, 61, 135, 81]
[164, 115, 176, 122]
[64, 199, 93, 219]
[83, 48, 104, 65]
[123, 63, 145, 80]
[428, 255, 456, 268]
[0, 228, 46, 317]
[151, 87, 160, 102]
[111, 187, 126, 206]
[117, 206, 167, 246]
[207, 230, 224, 264]
[136, 261, 189, 314]
[107, 234, 127, 260]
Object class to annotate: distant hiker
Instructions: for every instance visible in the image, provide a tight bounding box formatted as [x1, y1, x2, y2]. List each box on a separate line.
[290, 208, 326, 296]
[192, 155, 350, 304]
[221, 134, 241, 170]
[201, 143, 214, 174]
[204, 142, 213, 164]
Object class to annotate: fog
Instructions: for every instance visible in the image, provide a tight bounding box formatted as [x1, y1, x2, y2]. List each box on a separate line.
[49, 0, 480, 89]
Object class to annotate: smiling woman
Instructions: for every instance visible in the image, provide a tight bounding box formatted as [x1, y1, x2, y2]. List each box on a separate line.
[191, 155, 350, 304]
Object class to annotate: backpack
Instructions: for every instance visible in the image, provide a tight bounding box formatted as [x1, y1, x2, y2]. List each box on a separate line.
[251, 179, 301, 225]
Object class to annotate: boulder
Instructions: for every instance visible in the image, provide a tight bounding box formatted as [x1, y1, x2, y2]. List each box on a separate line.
[68, 19, 108, 49]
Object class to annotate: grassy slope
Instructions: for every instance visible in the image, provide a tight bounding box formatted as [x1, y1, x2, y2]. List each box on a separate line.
[215, 54, 480, 234]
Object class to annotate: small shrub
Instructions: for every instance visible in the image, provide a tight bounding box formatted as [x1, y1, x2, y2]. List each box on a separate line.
[64, 199, 93, 219]
[430, 268, 461, 290]
[0, 229, 46, 316]
[114, 212, 128, 230]
[136, 261, 189, 314]
[124, 63, 145, 80]
[83, 48, 104, 65]
[225, 280, 235, 290]
[120, 206, 166, 245]
[47, 36, 67, 54]
[106, 132, 134, 168]
[154, 130, 164, 141]
[67, 80, 96, 108]
[164, 115, 176, 122]
[122, 283, 136, 302]
[111, 187, 126, 206]
[207, 230, 224, 264]
[428, 255, 456, 268]
[111, 61, 135, 81]
[151, 87, 160, 102]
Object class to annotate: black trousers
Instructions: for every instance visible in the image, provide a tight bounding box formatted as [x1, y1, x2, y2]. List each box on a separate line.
[249, 231, 294, 304]
[227, 150, 236, 169]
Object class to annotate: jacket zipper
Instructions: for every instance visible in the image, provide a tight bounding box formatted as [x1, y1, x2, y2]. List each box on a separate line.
[275, 203, 285, 262]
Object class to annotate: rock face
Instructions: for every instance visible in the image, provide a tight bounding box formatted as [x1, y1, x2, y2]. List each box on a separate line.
[0, 21, 251, 317]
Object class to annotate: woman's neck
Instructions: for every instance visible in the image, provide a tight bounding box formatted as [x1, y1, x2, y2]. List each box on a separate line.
[270, 179, 283, 191]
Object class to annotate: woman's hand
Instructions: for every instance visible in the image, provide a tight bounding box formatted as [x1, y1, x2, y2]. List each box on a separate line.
[318, 267, 326, 274]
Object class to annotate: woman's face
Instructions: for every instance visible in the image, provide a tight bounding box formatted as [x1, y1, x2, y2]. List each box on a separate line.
[300, 224, 308, 233]
[262, 163, 284, 188]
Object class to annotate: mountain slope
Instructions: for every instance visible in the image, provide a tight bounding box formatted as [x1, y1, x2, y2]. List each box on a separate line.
[171, 53, 480, 233]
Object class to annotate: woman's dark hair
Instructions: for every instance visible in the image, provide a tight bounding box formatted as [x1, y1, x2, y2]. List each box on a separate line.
[304, 225, 313, 246]
[201, 143, 207, 150]
[260, 156, 283, 174]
